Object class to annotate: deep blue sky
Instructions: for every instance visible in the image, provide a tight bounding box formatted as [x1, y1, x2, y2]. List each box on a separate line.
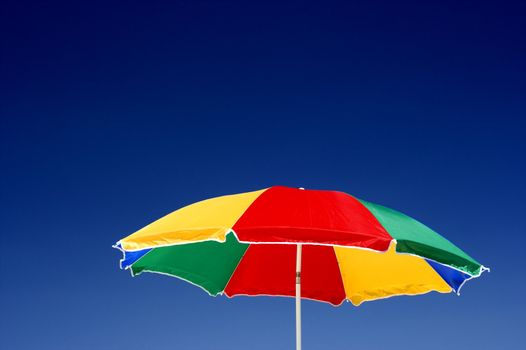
[1, 0, 525, 349]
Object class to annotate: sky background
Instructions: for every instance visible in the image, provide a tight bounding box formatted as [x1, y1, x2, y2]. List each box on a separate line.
[1, 0, 525, 349]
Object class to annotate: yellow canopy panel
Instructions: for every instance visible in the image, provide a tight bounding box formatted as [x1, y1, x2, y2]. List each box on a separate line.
[118, 189, 266, 251]
[334, 242, 452, 305]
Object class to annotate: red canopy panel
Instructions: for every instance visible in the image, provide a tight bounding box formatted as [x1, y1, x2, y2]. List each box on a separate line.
[233, 186, 392, 251]
[224, 244, 346, 305]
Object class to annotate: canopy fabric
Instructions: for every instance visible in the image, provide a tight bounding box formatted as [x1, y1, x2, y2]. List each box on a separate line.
[115, 186, 487, 306]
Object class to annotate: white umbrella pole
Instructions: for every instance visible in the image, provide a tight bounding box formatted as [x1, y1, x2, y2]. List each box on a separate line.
[296, 244, 302, 350]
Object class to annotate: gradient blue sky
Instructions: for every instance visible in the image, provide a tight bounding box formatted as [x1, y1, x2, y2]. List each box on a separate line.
[1, 1, 525, 349]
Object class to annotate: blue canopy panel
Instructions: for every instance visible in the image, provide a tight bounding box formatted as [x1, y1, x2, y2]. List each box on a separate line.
[117, 245, 152, 269]
[426, 259, 471, 293]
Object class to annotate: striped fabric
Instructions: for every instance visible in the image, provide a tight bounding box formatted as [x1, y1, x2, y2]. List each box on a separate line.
[115, 186, 487, 306]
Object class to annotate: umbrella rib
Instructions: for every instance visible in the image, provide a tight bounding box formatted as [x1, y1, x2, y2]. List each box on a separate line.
[221, 233, 251, 295]
[331, 246, 351, 305]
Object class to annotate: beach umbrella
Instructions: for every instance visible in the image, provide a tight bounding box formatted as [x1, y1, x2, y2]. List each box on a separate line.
[114, 186, 487, 350]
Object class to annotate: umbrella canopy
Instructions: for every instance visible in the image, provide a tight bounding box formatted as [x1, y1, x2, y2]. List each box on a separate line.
[115, 186, 487, 306]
